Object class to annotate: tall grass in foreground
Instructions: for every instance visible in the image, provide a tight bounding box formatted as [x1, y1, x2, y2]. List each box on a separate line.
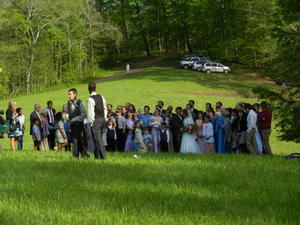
[0, 151, 299, 225]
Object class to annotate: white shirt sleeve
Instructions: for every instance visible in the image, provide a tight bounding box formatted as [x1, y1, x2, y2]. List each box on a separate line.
[102, 96, 108, 120]
[87, 97, 95, 126]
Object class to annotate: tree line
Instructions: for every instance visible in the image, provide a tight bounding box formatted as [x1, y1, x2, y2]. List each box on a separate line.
[0, 0, 299, 141]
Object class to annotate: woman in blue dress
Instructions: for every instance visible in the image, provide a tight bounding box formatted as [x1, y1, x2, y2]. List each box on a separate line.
[216, 111, 226, 154]
[124, 111, 135, 152]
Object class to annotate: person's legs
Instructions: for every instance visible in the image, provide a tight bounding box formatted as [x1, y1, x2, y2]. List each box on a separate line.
[92, 118, 106, 159]
[260, 129, 272, 155]
[246, 128, 257, 154]
[18, 135, 23, 151]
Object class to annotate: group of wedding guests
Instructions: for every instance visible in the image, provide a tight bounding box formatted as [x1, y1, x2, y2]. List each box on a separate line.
[1, 95, 273, 156]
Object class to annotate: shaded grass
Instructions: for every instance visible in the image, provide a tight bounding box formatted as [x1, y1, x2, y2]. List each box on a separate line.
[0, 66, 298, 154]
[0, 152, 299, 225]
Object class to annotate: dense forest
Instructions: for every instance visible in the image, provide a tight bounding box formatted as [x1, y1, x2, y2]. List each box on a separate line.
[0, 0, 299, 141]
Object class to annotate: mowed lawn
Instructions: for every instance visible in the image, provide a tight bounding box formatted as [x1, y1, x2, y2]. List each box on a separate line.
[0, 152, 299, 225]
[0, 65, 298, 153]
[0, 65, 300, 225]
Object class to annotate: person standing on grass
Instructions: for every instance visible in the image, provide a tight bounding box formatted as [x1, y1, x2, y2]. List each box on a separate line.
[124, 110, 135, 152]
[30, 104, 42, 137]
[150, 109, 163, 153]
[55, 112, 68, 151]
[32, 119, 42, 151]
[16, 108, 25, 151]
[67, 88, 90, 159]
[87, 82, 107, 159]
[202, 115, 215, 153]
[170, 106, 183, 153]
[258, 102, 273, 155]
[6, 101, 22, 151]
[245, 103, 258, 154]
[40, 108, 52, 151]
[46, 100, 56, 150]
[115, 106, 126, 151]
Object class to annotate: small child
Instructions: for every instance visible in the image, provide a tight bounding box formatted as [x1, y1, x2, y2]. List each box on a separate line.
[202, 115, 215, 153]
[143, 128, 152, 152]
[160, 122, 170, 152]
[32, 119, 42, 151]
[16, 107, 25, 151]
[55, 112, 68, 151]
[106, 119, 117, 151]
[135, 121, 147, 152]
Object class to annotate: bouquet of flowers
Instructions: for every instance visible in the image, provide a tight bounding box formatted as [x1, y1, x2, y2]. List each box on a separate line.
[184, 124, 195, 134]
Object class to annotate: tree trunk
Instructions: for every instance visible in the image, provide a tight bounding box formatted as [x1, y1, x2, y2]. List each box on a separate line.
[142, 34, 151, 57]
[26, 47, 35, 94]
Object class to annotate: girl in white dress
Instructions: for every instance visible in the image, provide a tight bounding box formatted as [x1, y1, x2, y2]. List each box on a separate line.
[180, 110, 201, 154]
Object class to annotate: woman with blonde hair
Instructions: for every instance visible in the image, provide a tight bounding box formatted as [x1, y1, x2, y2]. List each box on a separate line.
[6, 100, 22, 151]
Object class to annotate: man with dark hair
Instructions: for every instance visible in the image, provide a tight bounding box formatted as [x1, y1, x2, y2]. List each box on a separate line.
[115, 105, 126, 151]
[46, 100, 56, 150]
[170, 106, 183, 152]
[245, 103, 258, 154]
[188, 100, 199, 121]
[258, 102, 273, 155]
[139, 105, 152, 128]
[67, 88, 89, 158]
[87, 82, 107, 159]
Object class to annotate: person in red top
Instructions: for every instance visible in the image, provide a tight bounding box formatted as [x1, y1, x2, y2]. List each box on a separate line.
[258, 102, 272, 155]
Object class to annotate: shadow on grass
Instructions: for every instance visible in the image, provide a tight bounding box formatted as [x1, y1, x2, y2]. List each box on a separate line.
[0, 154, 299, 224]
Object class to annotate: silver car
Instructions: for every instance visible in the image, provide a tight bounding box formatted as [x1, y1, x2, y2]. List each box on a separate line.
[192, 60, 211, 71]
[180, 57, 200, 69]
[201, 62, 230, 73]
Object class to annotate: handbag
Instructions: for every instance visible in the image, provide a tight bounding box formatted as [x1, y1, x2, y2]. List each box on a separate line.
[9, 122, 17, 132]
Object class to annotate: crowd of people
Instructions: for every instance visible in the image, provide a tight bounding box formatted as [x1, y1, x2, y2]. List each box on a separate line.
[0, 82, 273, 158]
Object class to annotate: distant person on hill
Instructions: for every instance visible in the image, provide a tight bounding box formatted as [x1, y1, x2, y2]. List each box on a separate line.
[87, 82, 107, 159]
[67, 88, 90, 158]
[258, 102, 273, 155]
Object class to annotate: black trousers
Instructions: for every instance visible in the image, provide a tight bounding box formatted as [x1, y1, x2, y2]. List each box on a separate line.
[116, 128, 125, 152]
[160, 141, 169, 152]
[172, 132, 182, 153]
[107, 138, 116, 151]
[48, 125, 56, 150]
[70, 122, 89, 158]
[91, 117, 106, 159]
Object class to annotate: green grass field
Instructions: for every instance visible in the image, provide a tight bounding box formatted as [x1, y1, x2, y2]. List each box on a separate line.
[0, 62, 299, 225]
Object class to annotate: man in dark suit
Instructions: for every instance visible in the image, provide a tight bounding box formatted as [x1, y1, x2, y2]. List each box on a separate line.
[170, 107, 183, 153]
[30, 104, 42, 135]
[46, 100, 56, 150]
[188, 100, 199, 121]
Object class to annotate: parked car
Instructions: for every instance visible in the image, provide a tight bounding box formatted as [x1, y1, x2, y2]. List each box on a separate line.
[200, 62, 230, 73]
[192, 60, 211, 71]
[179, 57, 200, 69]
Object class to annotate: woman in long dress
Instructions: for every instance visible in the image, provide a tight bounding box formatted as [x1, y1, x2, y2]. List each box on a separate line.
[150, 109, 163, 153]
[180, 110, 201, 154]
[124, 111, 135, 152]
[195, 111, 205, 152]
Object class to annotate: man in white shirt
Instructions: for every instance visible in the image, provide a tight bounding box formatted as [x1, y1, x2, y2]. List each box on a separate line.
[245, 103, 258, 154]
[87, 82, 107, 159]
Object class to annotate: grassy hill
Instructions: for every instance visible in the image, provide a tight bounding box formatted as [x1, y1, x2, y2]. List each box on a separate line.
[0, 61, 299, 225]
[0, 61, 298, 153]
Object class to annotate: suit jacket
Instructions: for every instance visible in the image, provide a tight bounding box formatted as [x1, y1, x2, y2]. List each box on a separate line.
[30, 111, 42, 135]
[191, 108, 199, 121]
[46, 108, 56, 125]
[170, 114, 183, 136]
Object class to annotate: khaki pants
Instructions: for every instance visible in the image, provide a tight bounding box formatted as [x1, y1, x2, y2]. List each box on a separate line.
[246, 128, 258, 154]
[260, 129, 272, 155]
